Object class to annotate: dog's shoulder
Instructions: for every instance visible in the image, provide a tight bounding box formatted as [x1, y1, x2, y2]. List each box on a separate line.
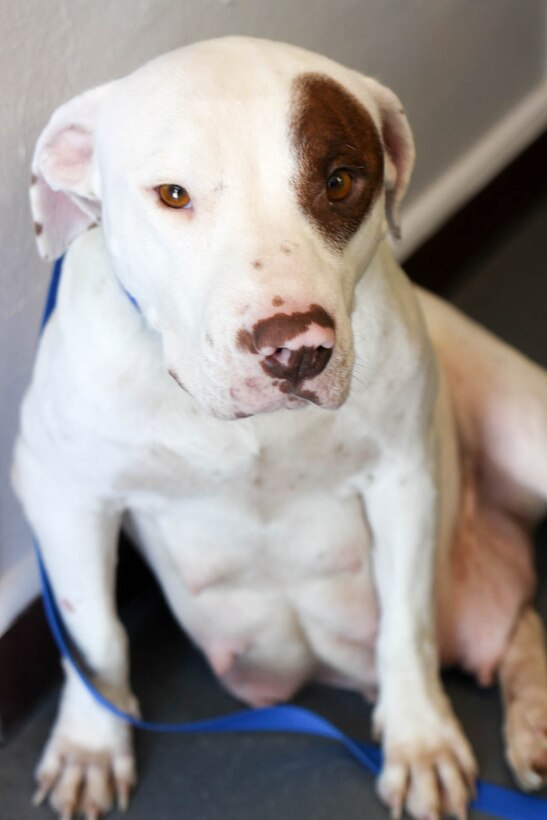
[19, 229, 178, 458]
[53, 228, 147, 370]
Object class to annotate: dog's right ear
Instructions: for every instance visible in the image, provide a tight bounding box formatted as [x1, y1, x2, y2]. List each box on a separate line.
[360, 77, 415, 240]
[30, 83, 113, 261]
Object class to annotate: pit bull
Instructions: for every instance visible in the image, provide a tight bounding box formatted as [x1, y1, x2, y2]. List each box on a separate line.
[12, 36, 547, 819]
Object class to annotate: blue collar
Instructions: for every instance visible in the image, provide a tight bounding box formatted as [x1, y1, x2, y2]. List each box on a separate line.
[41, 256, 141, 330]
[121, 284, 141, 313]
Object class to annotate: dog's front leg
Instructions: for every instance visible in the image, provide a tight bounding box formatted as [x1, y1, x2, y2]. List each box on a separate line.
[19, 471, 137, 818]
[367, 450, 477, 820]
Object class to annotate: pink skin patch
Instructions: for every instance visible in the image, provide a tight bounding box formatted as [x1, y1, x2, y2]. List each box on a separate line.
[438, 463, 536, 684]
[207, 640, 249, 677]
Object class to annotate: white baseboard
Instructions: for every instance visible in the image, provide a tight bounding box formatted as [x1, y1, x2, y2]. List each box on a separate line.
[1, 81, 546, 641]
[396, 79, 547, 262]
[0, 549, 40, 636]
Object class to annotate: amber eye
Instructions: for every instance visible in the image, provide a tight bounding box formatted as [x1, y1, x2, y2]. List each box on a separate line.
[158, 184, 191, 209]
[326, 169, 353, 202]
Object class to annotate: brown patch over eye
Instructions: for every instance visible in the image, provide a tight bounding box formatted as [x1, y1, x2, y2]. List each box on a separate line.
[158, 184, 191, 209]
[290, 73, 384, 250]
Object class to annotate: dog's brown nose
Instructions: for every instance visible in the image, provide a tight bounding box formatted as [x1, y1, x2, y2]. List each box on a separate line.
[253, 306, 335, 385]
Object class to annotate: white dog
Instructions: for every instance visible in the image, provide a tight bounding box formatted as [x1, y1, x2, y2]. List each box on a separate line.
[12, 36, 547, 819]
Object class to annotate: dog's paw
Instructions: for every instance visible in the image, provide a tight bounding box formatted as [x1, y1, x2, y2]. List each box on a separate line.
[33, 731, 136, 819]
[377, 716, 477, 820]
[33, 676, 139, 819]
[505, 688, 547, 791]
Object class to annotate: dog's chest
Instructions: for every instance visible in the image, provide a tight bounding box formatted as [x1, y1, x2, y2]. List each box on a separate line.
[120, 397, 380, 501]
[128, 405, 381, 693]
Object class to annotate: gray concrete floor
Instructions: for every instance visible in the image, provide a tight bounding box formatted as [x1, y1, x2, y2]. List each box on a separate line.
[1, 195, 547, 819]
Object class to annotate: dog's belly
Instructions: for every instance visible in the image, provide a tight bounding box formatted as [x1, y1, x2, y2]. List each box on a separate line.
[130, 487, 380, 705]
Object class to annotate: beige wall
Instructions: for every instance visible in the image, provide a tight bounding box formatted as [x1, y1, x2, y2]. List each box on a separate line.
[1, 0, 546, 634]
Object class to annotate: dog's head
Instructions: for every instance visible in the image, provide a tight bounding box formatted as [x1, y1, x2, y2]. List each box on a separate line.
[30, 37, 414, 420]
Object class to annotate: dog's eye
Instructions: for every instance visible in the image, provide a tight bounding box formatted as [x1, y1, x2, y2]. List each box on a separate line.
[157, 184, 191, 209]
[326, 169, 353, 202]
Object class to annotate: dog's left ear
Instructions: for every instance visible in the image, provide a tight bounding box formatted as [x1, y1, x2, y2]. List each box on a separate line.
[30, 82, 114, 261]
[362, 78, 415, 239]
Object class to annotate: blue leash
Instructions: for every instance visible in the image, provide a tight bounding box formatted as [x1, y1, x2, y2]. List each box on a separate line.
[34, 258, 547, 819]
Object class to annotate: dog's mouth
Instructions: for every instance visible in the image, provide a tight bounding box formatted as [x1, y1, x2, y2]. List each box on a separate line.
[168, 368, 189, 393]
[167, 352, 351, 420]
[227, 378, 323, 419]
[232, 394, 309, 420]
[227, 367, 351, 420]
[277, 380, 322, 406]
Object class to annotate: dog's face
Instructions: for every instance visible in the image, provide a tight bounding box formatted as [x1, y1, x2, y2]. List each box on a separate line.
[30, 38, 414, 420]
